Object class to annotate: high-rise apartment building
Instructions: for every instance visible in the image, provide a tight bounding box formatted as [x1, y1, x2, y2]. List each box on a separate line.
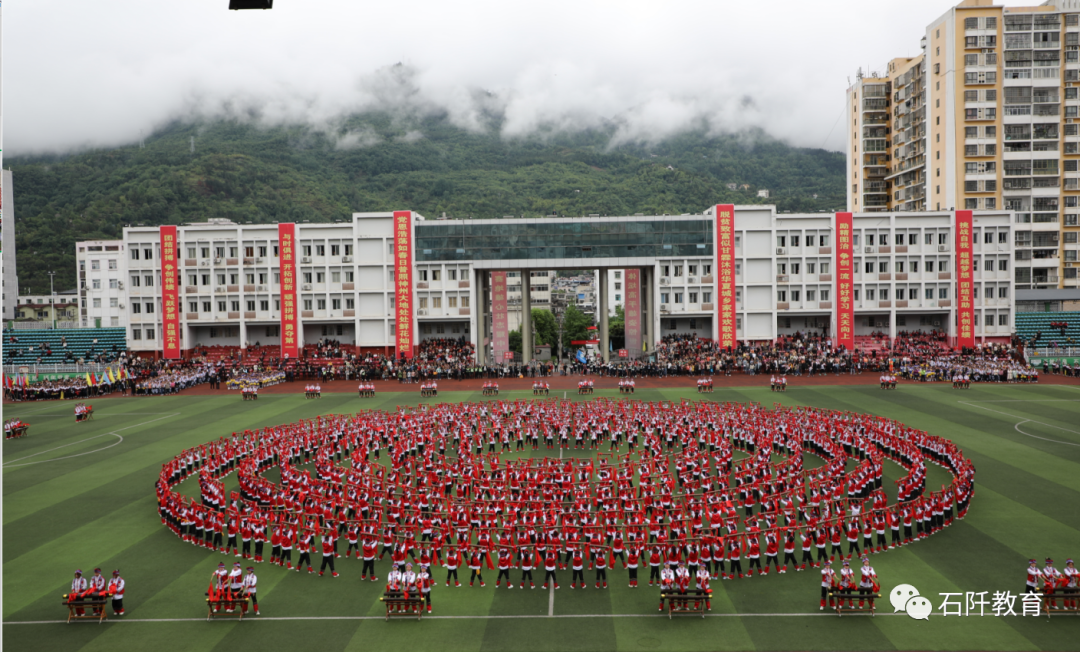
[847, 0, 1080, 294]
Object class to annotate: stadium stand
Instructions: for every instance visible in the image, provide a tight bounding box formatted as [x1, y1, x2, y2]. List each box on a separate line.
[1014, 312, 1080, 344]
[3, 328, 128, 364]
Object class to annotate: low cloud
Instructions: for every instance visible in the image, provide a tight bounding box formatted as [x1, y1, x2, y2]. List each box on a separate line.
[5, 0, 1046, 156]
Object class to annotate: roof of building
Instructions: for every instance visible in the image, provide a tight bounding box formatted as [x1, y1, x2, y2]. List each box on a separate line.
[1016, 289, 1080, 302]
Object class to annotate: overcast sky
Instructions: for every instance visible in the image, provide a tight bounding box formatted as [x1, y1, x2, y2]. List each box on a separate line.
[4, 0, 1048, 155]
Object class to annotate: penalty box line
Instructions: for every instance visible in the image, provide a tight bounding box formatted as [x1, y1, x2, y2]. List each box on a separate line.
[4, 612, 907, 625]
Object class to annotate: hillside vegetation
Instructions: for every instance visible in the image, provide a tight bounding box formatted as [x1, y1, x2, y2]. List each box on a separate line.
[8, 114, 845, 292]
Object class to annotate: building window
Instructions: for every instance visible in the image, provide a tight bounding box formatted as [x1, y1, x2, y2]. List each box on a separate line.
[331, 299, 341, 310]
[93, 298, 102, 308]
[110, 298, 119, 308]
[432, 297, 442, 309]
[132, 329, 141, 340]
[661, 293, 669, 304]
[777, 290, 787, 302]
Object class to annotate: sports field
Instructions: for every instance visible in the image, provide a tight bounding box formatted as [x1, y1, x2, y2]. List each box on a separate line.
[3, 382, 1078, 652]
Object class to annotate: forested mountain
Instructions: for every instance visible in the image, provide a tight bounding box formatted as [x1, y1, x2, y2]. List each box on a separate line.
[8, 114, 845, 292]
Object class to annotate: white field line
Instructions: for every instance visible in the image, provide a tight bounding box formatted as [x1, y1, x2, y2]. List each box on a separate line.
[3, 612, 909, 625]
[2, 413, 180, 467]
[959, 401, 1080, 447]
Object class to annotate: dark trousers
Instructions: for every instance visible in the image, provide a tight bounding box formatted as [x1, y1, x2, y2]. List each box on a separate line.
[320, 555, 336, 573]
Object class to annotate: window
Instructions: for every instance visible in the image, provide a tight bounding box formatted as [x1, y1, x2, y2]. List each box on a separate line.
[145, 275, 154, 287]
[939, 288, 948, 299]
[689, 292, 698, 303]
[331, 244, 340, 256]
[432, 270, 441, 281]
[303, 299, 313, 311]
[132, 328, 142, 340]
[879, 234, 888, 246]
[316, 245, 325, 256]
[674, 293, 683, 303]
[911, 261, 919, 273]
[866, 289, 875, 301]
[217, 301, 226, 312]
[231, 300, 240, 311]
[674, 266, 683, 277]
[345, 298, 355, 309]
[998, 259, 1008, 271]
[615, 294, 622, 302]
[316, 272, 325, 283]
[777, 290, 787, 302]
[109, 297, 118, 308]
[131, 249, 140, 261]
[791, 290, 801, 302]
[91, 260, 100, 270]
[661, 293, 670, 304]
[419, 298, 428, 309]
[939, 260, 949, 272]
[432, 297, 442, 309]
[925, 233, 933, 245]
[820, 289, 830, 302]
[130, 275, 141, 287]
[145, 301, 155, 314]
[93, 298, 102, 308]
[865, 262, 874, 274]
[303, 272, 313, 284]
[806, 290, 816, 301]
[792, 263, 801, 275]
[132, 303, 142, 314]
[896, 261, 905, 273]
[449, 269, 458, 281]
[108, 279, 119, 289]
[703, 291, 712, 303]
[939, 233, 948, 245]
[985, 260, 995, 271]
[419, 270, 428, 281]
[819, 235, 829, 247]
[258, 246, 268, 257]
[778, 263, 788, 275]
[820, 262, 829, 274]
[145, 328, 155, 340]
[92, 279, 101, 290]
[878, 262, 888, 273]
[777, 235, 786, 247]
[461, 296, 470, 308]
[449, 297, 458, 308]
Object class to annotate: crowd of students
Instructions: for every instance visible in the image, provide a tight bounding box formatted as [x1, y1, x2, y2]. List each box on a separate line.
[155, 399, 974, 601]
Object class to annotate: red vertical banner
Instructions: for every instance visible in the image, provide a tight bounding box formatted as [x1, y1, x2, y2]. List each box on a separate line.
[624, 269, 642, 355]
[955, 210, 975, 349]
[715, 204, 736, 348]
[491, 272, 509, 362]
[159, 225, 181, 359]
[278, 223, 299, 359]
[393, 211, 415, 360]
[834, 212, 855, 350]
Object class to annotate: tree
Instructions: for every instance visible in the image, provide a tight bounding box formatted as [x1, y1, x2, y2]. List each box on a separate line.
[531, 309, 557, 347]
[509, 329, 522, 355]
[560, 304, 593, 354]
[608, 304, 625, 350]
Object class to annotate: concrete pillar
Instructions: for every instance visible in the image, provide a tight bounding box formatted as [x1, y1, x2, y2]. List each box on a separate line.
[599, 268, 609, 362]
[474, 268, 486, 365]
[521, 270, 532, 364]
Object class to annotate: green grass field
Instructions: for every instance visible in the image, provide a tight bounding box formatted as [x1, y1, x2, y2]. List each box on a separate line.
[3, 383, 1079, 652]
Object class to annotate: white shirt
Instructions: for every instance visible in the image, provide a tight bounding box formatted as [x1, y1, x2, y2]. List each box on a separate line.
[244, 572, 258, 594]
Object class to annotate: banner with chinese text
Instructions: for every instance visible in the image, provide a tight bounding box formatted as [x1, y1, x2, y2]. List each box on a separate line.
[393, 211, 415, 360]
[624, 269, 642, 354]
[835, 212, 854, 350]
[278, 223, 299, 359]
[159, 225, 181, 359]
[715, 204, 736, 348]
[955, 210, 975, 349]
[491, 271, 509, 362]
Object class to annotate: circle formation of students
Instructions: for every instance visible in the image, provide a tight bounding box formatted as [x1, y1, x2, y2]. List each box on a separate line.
[156, 399, 976, 615]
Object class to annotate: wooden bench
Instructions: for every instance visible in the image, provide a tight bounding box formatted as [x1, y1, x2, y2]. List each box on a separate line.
[205, 593, 248, 621]
[76, 408, 94, 422]
[380, 591, 425, 621]
[1039, 588, 1080, 618]
[659, 589, 711, 619]
[63, 594, 108, 624]
[6, 426, 29, 439]
[828, 590, 881, 617]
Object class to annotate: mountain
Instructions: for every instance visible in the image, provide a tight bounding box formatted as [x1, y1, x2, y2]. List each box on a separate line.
[7, 114, 845, 293]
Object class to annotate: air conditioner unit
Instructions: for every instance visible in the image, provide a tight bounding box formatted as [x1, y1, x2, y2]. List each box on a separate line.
[776, 247, 787, 255]
[660, 306, 671, 313]
[256, 285, 267, 292]
[118, 304, 125, 309]
[688, 277, 699, 284]
[417, 309, 428, 316]
[200, 260, 210, 267]
[255, 257, 264, 264]
[342, 255, 353, 262]
[118, 281, 124, 289]
[302, 284, 313, 291]
[214, 258, 223, 264]
[660, 277, 671, 285]
[933, 320, 941, 327]
[301, 257, 312, 263]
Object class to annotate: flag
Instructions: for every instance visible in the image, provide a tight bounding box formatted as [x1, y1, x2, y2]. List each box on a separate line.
[86, 372, 93, 386]
[106, 368, 114, 384]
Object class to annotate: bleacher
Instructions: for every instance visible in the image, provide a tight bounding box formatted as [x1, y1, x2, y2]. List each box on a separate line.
[853, 335, 892, 355]
[1015, 312, 1080, 343]
[3, 328, 128, 364]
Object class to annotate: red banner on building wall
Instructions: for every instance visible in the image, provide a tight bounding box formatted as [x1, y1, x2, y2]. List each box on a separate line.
[715, 204, 737, 348]
[393, 211, 415, 360]
[159, 225, 181, 359]
[624, 269, 642, 354]
[278, 223, 299, 359]
[491, 271, 509, 362]
[834, 212, 855, 350]
[955, 210, 975, 349]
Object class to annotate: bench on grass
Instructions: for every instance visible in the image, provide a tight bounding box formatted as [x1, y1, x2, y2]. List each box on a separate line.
[206, 592, 248, 621]
[659, 589, 711, 619]
[828, 590, 881, 616]
[63, 594, 108, 624]
[380, 590, 425, 621]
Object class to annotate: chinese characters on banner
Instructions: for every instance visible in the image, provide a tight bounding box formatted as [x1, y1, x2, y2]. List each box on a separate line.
[955, 210, 975, 349]
[624, 269, 642, 354]
[159, 225, 181, 359]
[393, 211, 415, 360]
[491, 271, 509, 362]
[278, 223, 299, 359]
[834, 212, 855, 350]
[714, 204, 737, 348]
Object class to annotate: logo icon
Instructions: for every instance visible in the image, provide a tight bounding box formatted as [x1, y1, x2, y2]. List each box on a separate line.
[891, 584, 931, 620]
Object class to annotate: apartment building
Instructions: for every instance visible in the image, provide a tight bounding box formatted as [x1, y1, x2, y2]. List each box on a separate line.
[76, 240, 130, 328]
[846, 0, 1080, 297]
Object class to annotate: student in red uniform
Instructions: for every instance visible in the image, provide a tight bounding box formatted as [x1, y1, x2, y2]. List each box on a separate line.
[570, 548, 585, 589]
[543, 550, 560, 589]
[648, 546, 663, 585]
[444, 547, 461, 587]
[468, 547, 485, 587]
[319, 532, 340, 577]
[820, 561, 837, 610]
[518, 548, 536, 589]
[627, 546, 641, 588]
[495, 547, 513, 588]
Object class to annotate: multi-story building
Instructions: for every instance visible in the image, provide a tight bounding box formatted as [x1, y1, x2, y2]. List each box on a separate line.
[13, 290, 79, 323]
[846, 0, 1080, 296]
[120, 207, 1016, 360]
[2, 170, 18, 322]
[76, 240, 130, 328]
